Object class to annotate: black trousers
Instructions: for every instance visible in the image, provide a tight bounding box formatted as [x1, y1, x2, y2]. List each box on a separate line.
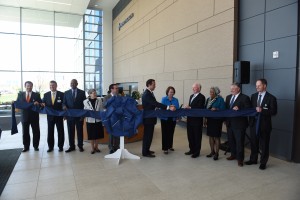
[47, 116, 64, 149]
[142, 124, 155, 155]
[22, 120, 40, 149]
[186, 123, 203, 155]
[67, 117, 83, 149]
[249, 125, 271, 165]
[108, 134, 120, 151]
[227, 127, 246, 161]
[161, 118, 176, 151]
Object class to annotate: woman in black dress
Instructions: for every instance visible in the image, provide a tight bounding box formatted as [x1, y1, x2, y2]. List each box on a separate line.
[83, 89, 104, 154]
[204, 87, 225, 160]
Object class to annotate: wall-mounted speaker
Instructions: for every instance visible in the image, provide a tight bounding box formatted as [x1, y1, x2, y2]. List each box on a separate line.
[234, 61, 250, 84]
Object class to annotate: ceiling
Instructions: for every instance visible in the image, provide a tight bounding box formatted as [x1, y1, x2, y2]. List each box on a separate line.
[88, 0, 119, 11]
[0, 0, 119, 14]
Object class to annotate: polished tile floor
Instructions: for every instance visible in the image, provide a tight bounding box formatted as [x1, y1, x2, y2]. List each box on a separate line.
[0, 115, 299, 200]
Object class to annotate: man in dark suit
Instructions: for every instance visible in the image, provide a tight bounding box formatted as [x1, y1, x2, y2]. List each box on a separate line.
[184, 83, 205, 158]
[16, 81, 42, 152]
[42, 80, 65, 152]
[245, 78, 277, 170]
[142, 79, 176, 158]
[103, 83, 120, 154]
[63, 79, 86, 152]
[225, 82, 251, 166]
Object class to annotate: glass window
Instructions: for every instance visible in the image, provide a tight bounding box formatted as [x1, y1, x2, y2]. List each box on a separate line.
[22, 9, 54, 36]
[22, 35, 54, 71]
[22, 72, 54, 96]
[0, 34, 21, 71]
[0, 72, 21, 103]
[0, 6, 20, 34]
[55, 73, 84, 93]
[55, 13, 83, 39]
[55, 38, 83, 72]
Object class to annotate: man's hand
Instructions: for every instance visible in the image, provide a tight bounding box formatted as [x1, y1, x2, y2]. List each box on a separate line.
[256, 106, 262, 112]
[169, 105, 176, 111]
[40, 103, 45, 107]
[63, 106, 67, 111]
[232, 106, 239, 111]
[184, 105, 191, 109]
[33, 101, 40, 106]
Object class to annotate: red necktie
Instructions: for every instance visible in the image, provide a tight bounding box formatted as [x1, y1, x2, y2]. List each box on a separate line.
[26, 93, 30, 103]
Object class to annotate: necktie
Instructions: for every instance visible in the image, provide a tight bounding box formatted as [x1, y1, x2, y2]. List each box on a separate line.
[229, 95, 235, 108]
[26, 93, 30, 103]
[72, 90, 76, 101]
[257, 94, 262, 107]
[51, 93, 55, 105]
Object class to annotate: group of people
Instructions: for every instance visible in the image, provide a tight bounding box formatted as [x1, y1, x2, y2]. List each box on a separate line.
[16, 77, 277, 170]
[141, 78, 277, 170]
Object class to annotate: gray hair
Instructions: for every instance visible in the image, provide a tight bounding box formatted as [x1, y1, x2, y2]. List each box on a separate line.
[87, 89, 96, 95]
[210, 86, 221, 95]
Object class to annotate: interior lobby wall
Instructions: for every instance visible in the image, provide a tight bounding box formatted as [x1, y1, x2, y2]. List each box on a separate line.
[112, 0, 236, 105]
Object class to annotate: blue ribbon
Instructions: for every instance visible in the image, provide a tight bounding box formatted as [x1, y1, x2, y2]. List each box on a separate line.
[11, 97, 259, 137]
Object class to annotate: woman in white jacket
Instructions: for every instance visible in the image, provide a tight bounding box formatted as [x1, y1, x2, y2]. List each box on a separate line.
[83, 89, 104, 154]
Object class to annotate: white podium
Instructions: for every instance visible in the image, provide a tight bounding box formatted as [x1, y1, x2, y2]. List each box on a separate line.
[104, 136, 140, 164]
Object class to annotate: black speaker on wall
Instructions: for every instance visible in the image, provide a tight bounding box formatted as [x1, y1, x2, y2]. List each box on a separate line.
[234, 61, 250, 84]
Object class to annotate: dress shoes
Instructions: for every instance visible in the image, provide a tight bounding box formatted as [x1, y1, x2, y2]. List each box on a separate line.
[22, 148, 29, 153]
[143, 154, 155, 158]
[95, 149, 101, 153]
[226, 155, 236, 160]
[34, 148, 39, 151]
[185, 151, 193, 155]
[245, 160, 258, 165]
[163, 150, 168, 154]
[91, 151, 95, 154]
[191, 154, 199, 158]
[259, 164, 266, 170]
[238, 160, 244, 167]
[65, 148, 75, 153]
[47, 149, 53, 153]
[59, 148, 63, 152]
[213, 153, 219, 161]
[149, 150, 155, 154]
[206, 152, 215, 158]
[79, 147, 84, 152]
[169, 148, 175, 151]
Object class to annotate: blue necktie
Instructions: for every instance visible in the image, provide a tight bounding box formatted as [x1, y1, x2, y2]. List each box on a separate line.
[72, 90, 76, 101]
[229, 95, 235, 108]
[257, 94, 262, 107]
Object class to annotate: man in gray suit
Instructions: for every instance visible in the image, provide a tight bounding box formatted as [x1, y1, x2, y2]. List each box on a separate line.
[103, 84, 120, 154]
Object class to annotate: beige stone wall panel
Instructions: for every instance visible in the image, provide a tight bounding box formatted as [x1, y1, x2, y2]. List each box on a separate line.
[149, 0, 213, 42]
[174, 24, 198, 41]
[198, 8, 234, 33]
[174, 70, 198, 80]
[130, 47, 165, 76]
[214, 0, 234, 14]
[165, 22, 234, 72]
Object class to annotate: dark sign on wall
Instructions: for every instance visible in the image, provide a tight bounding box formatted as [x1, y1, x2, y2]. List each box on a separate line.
[119, 13, 134, 31]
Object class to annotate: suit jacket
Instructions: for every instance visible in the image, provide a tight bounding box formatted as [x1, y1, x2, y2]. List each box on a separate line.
[83, 97, 103, 123]
[103, 94, 120, 108]
[225, 93, 251, 129]
[17, 91, 42, 123]
[42, 91, 64, 120]
[249, 92, 277, 132]
[142, 89, 167, 125]
[187, 93, 206, 125]
[63, 88, 86, 110]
